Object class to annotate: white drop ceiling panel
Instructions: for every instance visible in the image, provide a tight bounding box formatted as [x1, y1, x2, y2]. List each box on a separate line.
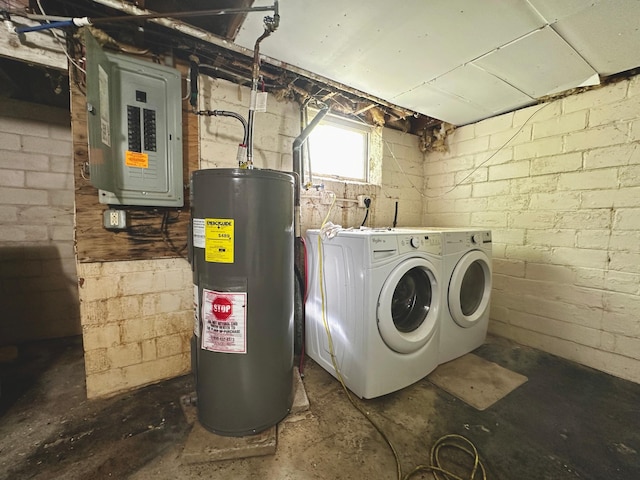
[429, 64, 534, 116]
[526, 0, 594, 23]
[232, 0, 640, 125]
[236, 0, 544, 99]
[393, 83, 492, 127]
[474, 26, 599, 98]
[542, 0, 640, 76]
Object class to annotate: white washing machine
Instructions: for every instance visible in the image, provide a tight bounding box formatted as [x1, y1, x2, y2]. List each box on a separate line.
[304, 228, 443, 399]
[400, 228, 493, 364]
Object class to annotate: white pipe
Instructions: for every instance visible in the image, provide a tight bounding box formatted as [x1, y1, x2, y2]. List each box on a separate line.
[300, 193, 358, 204]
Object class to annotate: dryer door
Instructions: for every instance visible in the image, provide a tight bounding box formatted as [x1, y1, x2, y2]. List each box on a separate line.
[377, 258, 440, 354]
[448, 250, 492, 328]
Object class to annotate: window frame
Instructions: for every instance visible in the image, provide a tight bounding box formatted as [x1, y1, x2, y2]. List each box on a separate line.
[306, 109, 371, 183]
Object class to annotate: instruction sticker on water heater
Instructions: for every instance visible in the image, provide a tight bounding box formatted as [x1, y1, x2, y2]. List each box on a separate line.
[204, 218, 234, 263]
[192, 218, 205, 248]
[201, 289, 247, 354]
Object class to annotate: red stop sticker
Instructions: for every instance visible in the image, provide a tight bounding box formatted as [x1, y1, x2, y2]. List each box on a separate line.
[212, 296, 232, 320]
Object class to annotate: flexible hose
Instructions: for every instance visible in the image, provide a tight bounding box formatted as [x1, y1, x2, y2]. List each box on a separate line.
[15, 19, 74, 33]
[195, 110, 248, 147]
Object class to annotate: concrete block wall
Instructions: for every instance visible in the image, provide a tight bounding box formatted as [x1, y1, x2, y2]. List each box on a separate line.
[77, 258, 192, 398]
[0, 99, 80, 345]
[199, 77, 425, 230]
[423, 76, 640, 383]
[376, 128, 425, 227]
[77, 76, 426, 398]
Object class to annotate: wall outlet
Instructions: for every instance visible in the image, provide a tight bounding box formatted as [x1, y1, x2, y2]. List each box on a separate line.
[357, 195, 371, 208]
[103, 209, 127, 230]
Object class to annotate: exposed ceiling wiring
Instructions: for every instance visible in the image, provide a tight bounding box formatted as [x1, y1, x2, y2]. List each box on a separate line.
[3, 1, 430, 133]
[35, 0, 86, 74]
[348, 101, 552, 200]
[422, 101, 552, 199]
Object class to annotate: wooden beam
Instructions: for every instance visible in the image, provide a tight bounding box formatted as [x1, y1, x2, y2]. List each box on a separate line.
[0, 18, 67, 70]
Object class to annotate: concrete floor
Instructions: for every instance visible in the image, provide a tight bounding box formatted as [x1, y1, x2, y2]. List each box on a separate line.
[1, 335, 639, 479]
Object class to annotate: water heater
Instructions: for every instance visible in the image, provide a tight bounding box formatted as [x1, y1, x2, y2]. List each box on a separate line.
[190, 168, 294, 436]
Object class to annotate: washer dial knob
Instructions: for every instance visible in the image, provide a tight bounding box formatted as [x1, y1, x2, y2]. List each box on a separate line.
[472, 233, 482, 244]
[410, 236, 421, 248]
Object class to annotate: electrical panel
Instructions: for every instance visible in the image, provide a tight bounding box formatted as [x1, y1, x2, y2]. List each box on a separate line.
[85, 31, 184, 207]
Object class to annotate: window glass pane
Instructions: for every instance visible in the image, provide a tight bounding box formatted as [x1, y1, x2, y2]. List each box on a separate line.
[308, 119, 368, 181]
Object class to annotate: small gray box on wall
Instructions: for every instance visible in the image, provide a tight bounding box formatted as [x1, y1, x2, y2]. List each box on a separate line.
[85, 31, 183, 207]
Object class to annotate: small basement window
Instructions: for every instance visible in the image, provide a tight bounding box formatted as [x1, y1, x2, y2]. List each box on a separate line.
[307, 112, 370, 183]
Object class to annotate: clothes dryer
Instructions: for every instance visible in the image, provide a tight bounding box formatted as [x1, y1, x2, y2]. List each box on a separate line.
[304, 228, 443, 399]
[399, 228, 492, 363]
[438, 229, 492, 363]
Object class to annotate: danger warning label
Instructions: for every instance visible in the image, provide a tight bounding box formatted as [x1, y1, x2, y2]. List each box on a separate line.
[211, 296, 232, 320]
[201, 289, 247, 354]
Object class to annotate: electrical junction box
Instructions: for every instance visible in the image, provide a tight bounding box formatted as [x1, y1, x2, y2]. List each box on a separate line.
[85, 31, 183, 207]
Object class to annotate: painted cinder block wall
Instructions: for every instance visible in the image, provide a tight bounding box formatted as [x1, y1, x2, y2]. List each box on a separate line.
[78, 258, 193, 398]
[199, 77, 424, 228]
[0, 99, 80, 345]
[423, 75, 640, 383]
[80, 76, 425, 398]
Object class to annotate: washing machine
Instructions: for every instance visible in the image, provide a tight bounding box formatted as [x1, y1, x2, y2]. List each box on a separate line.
[400, 228, 493, 364]
[304, 228, 443, 399]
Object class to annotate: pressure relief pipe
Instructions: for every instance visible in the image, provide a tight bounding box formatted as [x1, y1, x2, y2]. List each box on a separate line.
[292, 103, 328, 360]
[292, 104, 329, 237]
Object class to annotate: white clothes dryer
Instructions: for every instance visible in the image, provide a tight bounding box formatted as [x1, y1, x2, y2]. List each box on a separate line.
[400, 228, 492, 363]
[304, 228, 443, 399]
[401, 228, 493, 364]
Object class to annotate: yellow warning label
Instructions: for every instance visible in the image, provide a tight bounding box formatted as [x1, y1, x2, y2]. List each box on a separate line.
[205, 218, 234, 263]
[125, 151, 149, 168]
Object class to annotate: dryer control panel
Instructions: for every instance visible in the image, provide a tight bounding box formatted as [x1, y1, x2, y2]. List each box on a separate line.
[442, 230, 492, 254]
[398, 233, 442, 255]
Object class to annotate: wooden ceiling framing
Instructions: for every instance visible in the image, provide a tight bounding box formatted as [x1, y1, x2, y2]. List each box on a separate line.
[1, 0, 439, 135]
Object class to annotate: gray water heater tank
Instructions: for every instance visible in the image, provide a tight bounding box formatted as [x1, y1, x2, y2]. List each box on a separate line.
[190, 168, 294, 436]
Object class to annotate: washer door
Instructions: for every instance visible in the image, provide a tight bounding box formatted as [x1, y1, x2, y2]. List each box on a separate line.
[377, 258, 440, 354]
[448, 250, 492, 328]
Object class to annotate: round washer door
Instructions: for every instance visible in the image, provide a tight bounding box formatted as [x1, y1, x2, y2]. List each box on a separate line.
[377, 258, 441, 354]
[448, 250, 492, 328]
